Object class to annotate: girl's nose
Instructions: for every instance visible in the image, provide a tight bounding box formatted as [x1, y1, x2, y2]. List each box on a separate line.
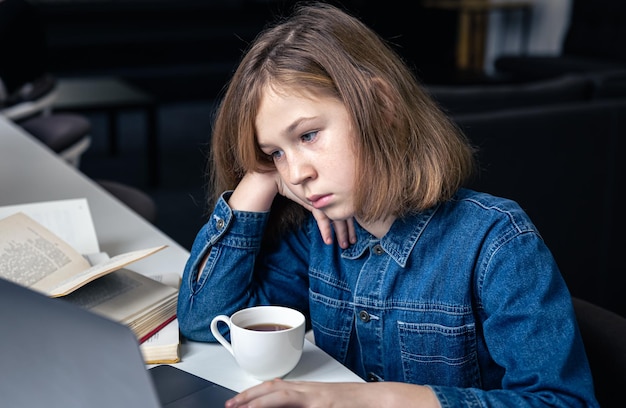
[287, 155, 316, 185]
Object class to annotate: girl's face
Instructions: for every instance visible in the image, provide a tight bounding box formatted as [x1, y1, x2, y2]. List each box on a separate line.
[255, 86, 357, 222]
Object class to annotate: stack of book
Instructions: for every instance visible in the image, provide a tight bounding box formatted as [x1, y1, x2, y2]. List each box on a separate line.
[0, 199, 182, 364]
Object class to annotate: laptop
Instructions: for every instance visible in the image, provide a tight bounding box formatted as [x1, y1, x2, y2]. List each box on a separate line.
[0, 277, 237, 408]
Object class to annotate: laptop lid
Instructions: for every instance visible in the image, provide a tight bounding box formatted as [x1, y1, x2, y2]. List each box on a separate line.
[0, 276, 238, 408]
[149, 364, 238, 408]
[0, 276, 161, 408]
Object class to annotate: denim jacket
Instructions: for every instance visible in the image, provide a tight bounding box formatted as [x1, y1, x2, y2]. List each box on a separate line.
[178, 188, 598, 407]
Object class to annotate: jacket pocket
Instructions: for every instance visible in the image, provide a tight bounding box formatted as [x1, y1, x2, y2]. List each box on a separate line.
[398, 320, 480, 387]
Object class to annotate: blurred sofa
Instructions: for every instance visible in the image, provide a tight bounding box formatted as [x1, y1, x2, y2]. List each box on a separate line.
[426, 74, 592, 116]
[425, 71, 626, 317]
[494, 0, 626, 82]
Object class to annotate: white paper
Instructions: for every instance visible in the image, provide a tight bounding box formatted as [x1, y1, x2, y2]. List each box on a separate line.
[0, 198, 99, 254]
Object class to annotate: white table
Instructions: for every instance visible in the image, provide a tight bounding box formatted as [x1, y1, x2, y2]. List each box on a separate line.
[173, 339, 363, 392]
[0, 116, 363, 391]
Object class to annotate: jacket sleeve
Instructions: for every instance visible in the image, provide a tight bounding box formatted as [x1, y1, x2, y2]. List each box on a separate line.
[177, 192, 311, 342]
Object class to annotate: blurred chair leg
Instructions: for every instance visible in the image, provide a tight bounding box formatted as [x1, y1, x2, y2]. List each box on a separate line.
[96, 179, 158, 224]
[58, 135, 91, 167]
[19, 113, 92, 168]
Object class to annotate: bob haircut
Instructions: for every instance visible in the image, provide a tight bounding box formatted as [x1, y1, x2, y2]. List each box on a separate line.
[209, 2, 475, 232]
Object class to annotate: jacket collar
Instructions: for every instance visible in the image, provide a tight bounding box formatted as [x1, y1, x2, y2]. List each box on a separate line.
[341, 205, 439, 267]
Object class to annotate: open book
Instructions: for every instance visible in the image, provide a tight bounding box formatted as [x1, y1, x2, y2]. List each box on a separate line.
[0, 200, 177, 344]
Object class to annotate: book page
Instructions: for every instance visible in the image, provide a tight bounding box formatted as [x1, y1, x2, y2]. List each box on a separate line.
[0, 212, 167, 297]
[147, 272, 182, 289]
[61, 268, 176, 320]
[62, 268, 178, 341]
[0, 198, 99, 254]
[142, 319, 179, 347]
[141, 318, 181, 364]
[48, 245, 167, 297]
[0, 212, 90, 294]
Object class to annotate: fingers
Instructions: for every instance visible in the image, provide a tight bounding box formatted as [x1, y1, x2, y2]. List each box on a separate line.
[311, 210, 357, 248]
[312, 210, 334, 245]
[278, 181, 356, 248]
[329, 218, 357, 249]
[346, 218, 357, 245]
[226, 379, 301, 408]
[331, 220, 350, 249]
[226, 380, 380, 408]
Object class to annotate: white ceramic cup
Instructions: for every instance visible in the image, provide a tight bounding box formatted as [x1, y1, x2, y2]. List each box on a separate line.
[210, 305, 306, 380]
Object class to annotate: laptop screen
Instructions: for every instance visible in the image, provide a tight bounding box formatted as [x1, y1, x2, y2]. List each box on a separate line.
[0, 277, 162, 408]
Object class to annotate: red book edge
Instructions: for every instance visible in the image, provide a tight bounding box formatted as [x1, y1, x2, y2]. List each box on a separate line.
[138, 314, 177, 344]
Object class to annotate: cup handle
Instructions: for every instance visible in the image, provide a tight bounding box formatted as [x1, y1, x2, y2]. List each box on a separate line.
[210, 315, 234, 356]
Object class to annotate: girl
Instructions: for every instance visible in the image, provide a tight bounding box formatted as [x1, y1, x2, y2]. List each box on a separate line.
[178, 3, 598, 407]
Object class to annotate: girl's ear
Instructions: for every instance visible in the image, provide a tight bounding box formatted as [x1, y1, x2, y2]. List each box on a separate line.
[370, 77, 398, 126]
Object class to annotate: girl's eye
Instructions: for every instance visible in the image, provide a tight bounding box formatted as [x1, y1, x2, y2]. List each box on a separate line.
[301, 131, 318, 143]
[263, 131, 317, 161]
[270, 150, 284, 161]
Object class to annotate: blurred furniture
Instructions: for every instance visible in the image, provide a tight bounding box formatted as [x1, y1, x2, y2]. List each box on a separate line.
[19, 113, 92, 168]
[0, 0, 84, 161]
[572, 297, 626, 408]
[587, 69, 626, 99]
[423, 0, 533, 73]
[495, 0, 626, 81]
[17, 112, 158, 224]
[0, 73, 58, 122]
[427, 74, 592, 115]
[53, 77, 160, 187]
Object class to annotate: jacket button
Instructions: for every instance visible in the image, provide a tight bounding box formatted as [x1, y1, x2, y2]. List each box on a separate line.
[216, 218, 225, 229]
[359, 310, 370, 322]
[372, 244, 384, 255]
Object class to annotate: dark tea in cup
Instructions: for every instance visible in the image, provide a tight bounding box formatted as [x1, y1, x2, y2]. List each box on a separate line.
[245, 323, 292, 332]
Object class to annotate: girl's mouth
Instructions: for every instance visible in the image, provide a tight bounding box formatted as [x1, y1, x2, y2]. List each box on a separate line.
[307, 194, 332, 209]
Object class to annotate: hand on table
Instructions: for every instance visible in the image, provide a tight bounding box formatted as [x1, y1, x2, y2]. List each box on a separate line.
[225, 378, 440, 408]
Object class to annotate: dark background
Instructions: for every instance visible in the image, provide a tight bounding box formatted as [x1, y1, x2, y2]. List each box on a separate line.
[35, 0, 460, 101]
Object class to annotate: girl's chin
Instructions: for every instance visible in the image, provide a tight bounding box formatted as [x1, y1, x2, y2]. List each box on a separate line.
[325, 212, 356, 223]
[318, 203, 355, 222]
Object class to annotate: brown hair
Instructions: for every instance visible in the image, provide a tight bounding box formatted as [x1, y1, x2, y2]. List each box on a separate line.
[208, 2, 475, 232]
